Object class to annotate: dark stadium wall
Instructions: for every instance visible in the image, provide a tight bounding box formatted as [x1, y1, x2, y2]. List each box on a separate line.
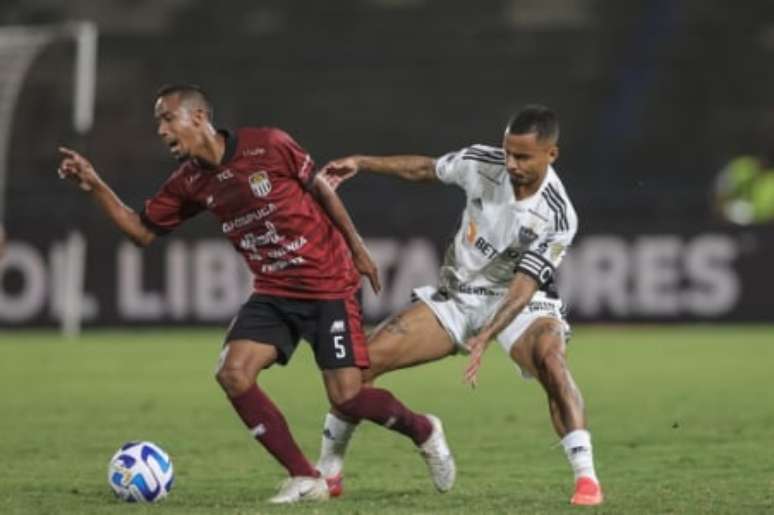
[1, 0, 773, 325]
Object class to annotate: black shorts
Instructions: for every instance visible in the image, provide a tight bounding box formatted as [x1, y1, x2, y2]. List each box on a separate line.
[224, 293, 369, 370]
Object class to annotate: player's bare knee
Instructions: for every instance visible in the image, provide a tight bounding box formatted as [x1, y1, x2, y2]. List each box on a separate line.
[537, 349, 566, 376]
[322, 367, 363, 407]
[533, 341, 567, 384]
[531, 323, 566, 370]
[215, 362, 252, 396]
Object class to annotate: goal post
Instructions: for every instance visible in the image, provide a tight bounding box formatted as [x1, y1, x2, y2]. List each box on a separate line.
[0, 21, 97, 218]
[0, 21, 98, 337]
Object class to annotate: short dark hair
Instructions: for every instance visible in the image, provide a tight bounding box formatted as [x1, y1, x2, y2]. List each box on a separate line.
[156, 83, 213, 119]
[506, 104, 559, 143]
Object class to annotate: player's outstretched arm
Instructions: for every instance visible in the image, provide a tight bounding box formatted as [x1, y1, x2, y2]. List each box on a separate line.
[57, 147, 156, 247]
[321, 155, 437, 189]
[463, 273, 539, 387]
[310, 174, 381, 294]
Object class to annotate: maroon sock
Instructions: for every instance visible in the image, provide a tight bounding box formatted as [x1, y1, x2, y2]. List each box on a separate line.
[228, 383, 318, 477]
[337, 387, 432, 445]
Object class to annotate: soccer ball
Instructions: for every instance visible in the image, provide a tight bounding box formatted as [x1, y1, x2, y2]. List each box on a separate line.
[107, 441, 175, 502]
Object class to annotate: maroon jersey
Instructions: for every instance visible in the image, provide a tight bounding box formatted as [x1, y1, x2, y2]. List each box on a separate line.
[140, 127, 361, 299]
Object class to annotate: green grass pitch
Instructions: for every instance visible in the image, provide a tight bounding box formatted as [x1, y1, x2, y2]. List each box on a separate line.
[1, 325, 773, 514]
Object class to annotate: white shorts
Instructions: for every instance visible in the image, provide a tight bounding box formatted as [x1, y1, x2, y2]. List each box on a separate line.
[413, 285, 569, 375]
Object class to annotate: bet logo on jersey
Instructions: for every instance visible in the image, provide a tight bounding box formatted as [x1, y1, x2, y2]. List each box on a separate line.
[249, 171, 272, 198]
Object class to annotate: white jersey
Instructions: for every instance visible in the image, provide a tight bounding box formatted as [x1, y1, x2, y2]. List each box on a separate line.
[434, 144, 577, 298]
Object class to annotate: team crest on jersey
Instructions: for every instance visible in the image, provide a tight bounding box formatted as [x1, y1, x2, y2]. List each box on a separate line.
[518, 226, 539, 246]
[249, 171, 272, 198]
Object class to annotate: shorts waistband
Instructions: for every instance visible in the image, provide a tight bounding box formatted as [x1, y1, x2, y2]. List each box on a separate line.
[452, 284, 502, 297]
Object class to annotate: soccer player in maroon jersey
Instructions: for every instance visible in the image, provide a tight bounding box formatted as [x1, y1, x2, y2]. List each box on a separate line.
[56, 84, 455, 503]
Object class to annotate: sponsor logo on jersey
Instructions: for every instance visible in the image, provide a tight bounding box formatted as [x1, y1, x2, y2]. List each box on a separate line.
[526, 300, 559, 313]
[242, 147, 265, 157]
[474, 236, 498, 259]
[466, 221, 478, 244]
[330, 320, 346, 334]
[239, 221, 283, 251]
[216, 169, 234, 182]
[518, 226, 539, 246]
[222, 203, 277, 233]
[248, 171, 272, 198]
[261, 256, 304, 273]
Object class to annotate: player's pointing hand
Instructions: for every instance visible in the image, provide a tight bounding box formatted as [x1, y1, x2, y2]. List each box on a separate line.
[57, 146, 101, 192]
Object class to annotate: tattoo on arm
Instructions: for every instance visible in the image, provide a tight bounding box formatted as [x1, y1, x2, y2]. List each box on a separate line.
[358, 155, 436, 182]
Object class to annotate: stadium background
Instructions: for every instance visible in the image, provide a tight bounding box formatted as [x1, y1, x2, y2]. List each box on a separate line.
[1, 0, 773, 327]
[2, 3, 774, 514]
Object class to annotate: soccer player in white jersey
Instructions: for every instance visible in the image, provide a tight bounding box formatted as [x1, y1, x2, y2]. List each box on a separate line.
[316, 105, 603, 506]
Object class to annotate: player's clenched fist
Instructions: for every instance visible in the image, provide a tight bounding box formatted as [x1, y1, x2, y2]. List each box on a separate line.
[57, 146, 101, 192]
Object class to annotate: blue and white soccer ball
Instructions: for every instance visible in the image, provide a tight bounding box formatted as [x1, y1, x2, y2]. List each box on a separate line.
[107, 441, 175, 503]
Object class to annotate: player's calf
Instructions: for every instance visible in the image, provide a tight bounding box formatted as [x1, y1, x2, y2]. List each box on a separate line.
[525, 323, 601, 505]
[334, 387, 432, 445]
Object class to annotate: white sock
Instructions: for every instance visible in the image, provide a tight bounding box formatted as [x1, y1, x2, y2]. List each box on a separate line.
[561, 429, 598, 482]
[316, 413, 357, 478]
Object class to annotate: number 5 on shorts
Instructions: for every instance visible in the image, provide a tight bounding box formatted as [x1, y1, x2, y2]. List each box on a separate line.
[333, 335, 347, 359]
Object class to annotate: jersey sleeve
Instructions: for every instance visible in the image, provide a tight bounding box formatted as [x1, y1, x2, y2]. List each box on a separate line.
[435, 144, 504, 192]
[435, 147, 475, 189]
[516, 213, 577, 287]
[270, 129, 317, 189]
[140, 171, 204, 235]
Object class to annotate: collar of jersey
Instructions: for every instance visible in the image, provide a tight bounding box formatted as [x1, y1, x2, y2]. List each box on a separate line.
[218, 128, 238, 165]
[509, 166, 555, 208]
